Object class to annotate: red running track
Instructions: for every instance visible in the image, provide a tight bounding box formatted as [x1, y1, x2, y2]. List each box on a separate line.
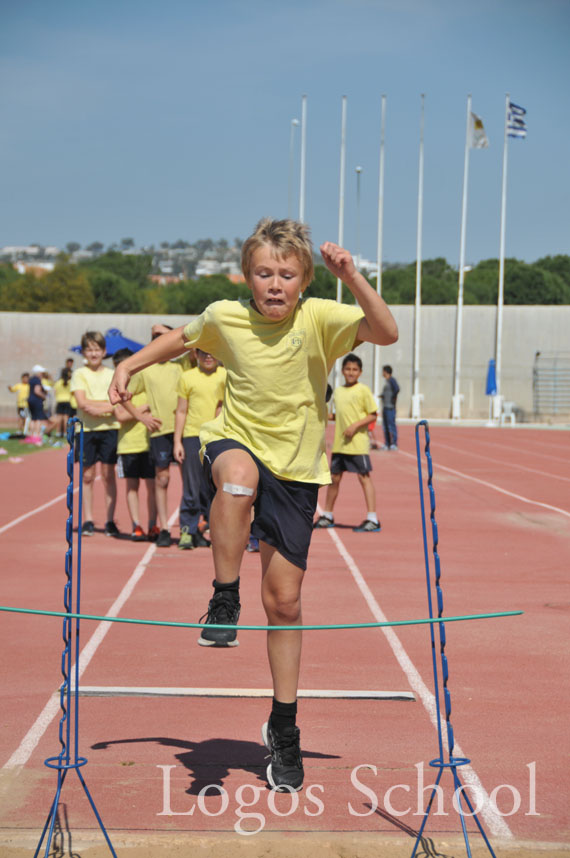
[0, 425, 568, 845]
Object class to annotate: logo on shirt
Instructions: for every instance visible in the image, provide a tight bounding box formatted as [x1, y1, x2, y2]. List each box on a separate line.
[288, 330, 306, 352]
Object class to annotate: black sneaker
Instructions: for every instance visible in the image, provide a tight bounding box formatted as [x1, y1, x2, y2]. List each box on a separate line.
[192, 531, 211, 548]
[156, 529, 171, 547]
[353, 519, 381, 532]
[198, 587, 240, 647]
[104, 520, 120, 538]
[262, 718, 304, 792]
[81, 520, 95, 536]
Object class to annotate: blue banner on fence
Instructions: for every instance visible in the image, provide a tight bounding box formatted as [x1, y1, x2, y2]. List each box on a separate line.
[485, 359, 497, 396]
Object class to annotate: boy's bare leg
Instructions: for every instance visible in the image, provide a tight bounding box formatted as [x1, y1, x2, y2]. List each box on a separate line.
[358, 472, 376, 513]
[145, 478, 157, 528]
[209, 449, 258, 583]
[322, 472, 342, 513]
[101, 463, 117, 522]
[260, 543, 304, 703]
[154, 466, 170, 529]
[126, 477, 140, 525]
[82, 464, 97, 521]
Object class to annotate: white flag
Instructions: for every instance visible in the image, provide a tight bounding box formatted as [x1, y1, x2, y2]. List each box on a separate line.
[468, 112, 489, 149]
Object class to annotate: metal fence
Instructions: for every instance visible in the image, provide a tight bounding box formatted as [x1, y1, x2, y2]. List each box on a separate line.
[533, 351, 570, 415]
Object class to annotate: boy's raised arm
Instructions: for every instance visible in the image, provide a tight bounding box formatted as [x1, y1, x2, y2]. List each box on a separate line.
[320, 242, 398, 346]
[108, 326, 188, 404]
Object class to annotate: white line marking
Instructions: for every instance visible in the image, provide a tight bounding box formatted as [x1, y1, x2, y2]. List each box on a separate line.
[77, 686, 415, 700]
[324, 523, 513, 838]
[3, 508, 178, 771]
[400, 450, 570, 518]
[433, 440, 570, 483]
[0, 491, 71, 535]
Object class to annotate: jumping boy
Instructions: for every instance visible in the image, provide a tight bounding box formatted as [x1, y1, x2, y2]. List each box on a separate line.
[71, 331, 120, 536]
[173, 349, 226, 549]
[313, 353, 381, 532]
[112, 349, 158, 541]
[108, 218, 398, 793]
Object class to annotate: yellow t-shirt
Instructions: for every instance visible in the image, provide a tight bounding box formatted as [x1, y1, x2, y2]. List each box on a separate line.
[117, 389, 150, 455]
[54, 378, 72, 404]
[183, 297, 364, 484]
[332, 382, 378, 455]
[10, 383, 29, 408]
[177, 366, 227, 438]
[71, 365, 119, 432]
[130, 362, 182, 437]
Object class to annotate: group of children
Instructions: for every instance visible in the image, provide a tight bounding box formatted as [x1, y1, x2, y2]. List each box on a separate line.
[8, 359, 77, 438]
[69, 327, 226, 548]
[107, 217, 399, 795]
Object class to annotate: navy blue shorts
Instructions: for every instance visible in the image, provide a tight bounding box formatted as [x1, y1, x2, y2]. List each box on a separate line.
[117, 451, 155, 480]
[150, 433, 175, 470]
[331, 453, 372, 476]
[203, 439, 319, 571]
[75, 429, 118, 467]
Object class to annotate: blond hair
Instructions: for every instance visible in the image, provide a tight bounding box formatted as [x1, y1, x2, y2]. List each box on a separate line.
[241, 218, 314, 288]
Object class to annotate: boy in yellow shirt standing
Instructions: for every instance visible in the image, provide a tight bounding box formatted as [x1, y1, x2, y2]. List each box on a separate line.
[174, 349, 226, 549]
[109, 218, 398, 793]
[71, 331, 120, 537]
[313, 353, 380, 532]
[8, 373, 30, 433]
[112, 349, 158, 541]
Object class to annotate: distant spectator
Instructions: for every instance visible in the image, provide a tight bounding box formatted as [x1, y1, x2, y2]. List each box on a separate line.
[380, 364, 399, 451]
[27, 364, 49, 436]
[8, 372, 30, 433]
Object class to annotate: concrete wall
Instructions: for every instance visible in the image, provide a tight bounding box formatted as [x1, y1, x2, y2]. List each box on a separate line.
[1, 307, 569, 420]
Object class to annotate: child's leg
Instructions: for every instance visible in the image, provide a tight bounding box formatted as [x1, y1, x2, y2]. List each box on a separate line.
[179, 437, 202, 535]
[357, 472, 376, 513]
[260, 543, 304, 703]
[144, 478, 157, 529]
[209, 449, 258, 582]
[82, 464, 97, 522]
[101, 463, 117, 522]
[154, 466, 170, 530]
[323, 472, 342, 514]
[382, 408, 390, 447]
[126, 477, 140, 525]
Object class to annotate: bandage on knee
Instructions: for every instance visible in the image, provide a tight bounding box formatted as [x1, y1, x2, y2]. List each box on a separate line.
[222, 482, 254, 497]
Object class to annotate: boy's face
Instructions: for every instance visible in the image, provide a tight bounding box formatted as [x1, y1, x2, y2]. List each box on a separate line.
[342, 361, 362, 386]
[248, 245, 306, 321]
[196, 349, 217, 373]
[83, 341, 105, 369]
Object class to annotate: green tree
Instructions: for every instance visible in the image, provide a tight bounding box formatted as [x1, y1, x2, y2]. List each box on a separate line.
[0, 265, 94, 312]
[81, 251, 152, 289]
[534, 255, 570, 289]
[88, 269, 142, 313]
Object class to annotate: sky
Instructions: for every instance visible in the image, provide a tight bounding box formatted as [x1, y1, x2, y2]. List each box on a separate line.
[0, 0, 568, 265]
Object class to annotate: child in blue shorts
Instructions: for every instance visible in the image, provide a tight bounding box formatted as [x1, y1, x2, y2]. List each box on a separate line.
[109, 218, 398, 793]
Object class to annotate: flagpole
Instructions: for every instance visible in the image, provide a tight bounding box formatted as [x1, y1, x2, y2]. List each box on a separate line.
[451, 94, 472, 420]
[299, 95, 307, 223]
[373, 94, 386, 400]
[411, 94, 425, 420]
[335, 95, 348, 388]
[494, 92, 510, 421]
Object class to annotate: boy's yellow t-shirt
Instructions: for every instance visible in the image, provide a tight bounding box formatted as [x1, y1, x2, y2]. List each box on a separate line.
[117, 389, 150, 455]
[54, 378, 72, 404]
[71, 365, 119, 432]
[182, 297, 364, 484]
[10, 383, 29, 408]
[129, 362, 182, 437]
[332, 382, 378, 456]
[177, 366, 227, 438]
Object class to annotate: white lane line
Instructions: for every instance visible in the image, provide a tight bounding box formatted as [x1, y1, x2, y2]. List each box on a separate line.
[2, 508, 178, 771]
[77, 687, 415, 700]
[433, 441, 570, 484]
[0, 491, 71, 535]
[324, 524, 513, 839]
[458, 435, 570, 465]
[399, 450, 570, 518]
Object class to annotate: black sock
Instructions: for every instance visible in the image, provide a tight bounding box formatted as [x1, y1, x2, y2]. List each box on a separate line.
[271, 698, 297, 733]
[213, 577, 240, 593]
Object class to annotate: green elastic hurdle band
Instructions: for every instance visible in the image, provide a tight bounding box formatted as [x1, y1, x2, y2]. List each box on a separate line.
[0, 605, 523, 631]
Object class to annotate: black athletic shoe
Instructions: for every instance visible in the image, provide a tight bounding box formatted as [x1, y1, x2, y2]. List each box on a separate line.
[313, 515, 334, 529]
[262, 718, 304, 792]
[198, 588, 240, 647]
[192, 531, 211, 548]
[104, 520, 120, 537]
[81, 520, 95, 536]
[156, 529, 171, 547]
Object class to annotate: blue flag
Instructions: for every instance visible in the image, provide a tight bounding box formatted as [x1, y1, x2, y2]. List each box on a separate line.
[485, 359, 497, 396]
[508, 102, 527, 139]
